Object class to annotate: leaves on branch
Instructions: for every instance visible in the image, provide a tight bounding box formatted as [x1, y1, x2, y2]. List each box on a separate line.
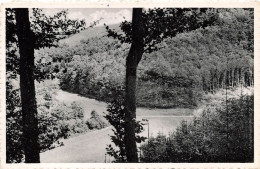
[104, 92, 147, 162]
[105, 8, 220, 54]
[30, 8, 86, 49]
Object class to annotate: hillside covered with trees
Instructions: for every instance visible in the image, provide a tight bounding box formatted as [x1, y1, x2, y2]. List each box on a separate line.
[35, 8, 253, 108]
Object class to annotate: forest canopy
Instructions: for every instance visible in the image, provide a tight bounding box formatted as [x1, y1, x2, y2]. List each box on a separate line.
[34, 8, 254, 108]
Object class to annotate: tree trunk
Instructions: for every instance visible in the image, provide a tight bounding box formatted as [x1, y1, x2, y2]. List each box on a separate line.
[15, 8, 40, 163]
[124, 8, 144, 162]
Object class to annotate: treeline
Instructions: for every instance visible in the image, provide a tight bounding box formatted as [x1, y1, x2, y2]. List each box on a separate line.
[140, 94, 254, 162]
[35, 8, 253, 108]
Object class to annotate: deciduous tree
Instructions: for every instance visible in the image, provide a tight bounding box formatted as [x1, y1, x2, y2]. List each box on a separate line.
[9, 8, 86, 162]
[106, 8, 219, 162]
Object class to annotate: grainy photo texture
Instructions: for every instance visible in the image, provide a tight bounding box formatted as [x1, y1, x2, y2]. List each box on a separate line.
[5, 8, 254, 163]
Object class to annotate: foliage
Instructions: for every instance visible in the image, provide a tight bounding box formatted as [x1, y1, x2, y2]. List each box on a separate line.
[106, 8, 219, 53]
[56, 38, 126, 102]
[6, 80, 107, 163]
[104, 91, 147, 162]
[6, 9, 19, 79]
[86, 110, 108, 130]
[140, 94, 254, 162]
[6, 81, 87, 162]
[38, 101, 87, 150]
[6, 81, 23, 163]
[30, 9, 86, 49]
[6, 8, 89, 163]
[51, 8, 253, 108]
[6, 8, 86, 81]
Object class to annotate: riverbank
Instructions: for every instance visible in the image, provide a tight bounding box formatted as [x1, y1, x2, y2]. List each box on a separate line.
[40, 80, 254, 163]
[40, 88, 196, 162]
[54, 89, 196, 134]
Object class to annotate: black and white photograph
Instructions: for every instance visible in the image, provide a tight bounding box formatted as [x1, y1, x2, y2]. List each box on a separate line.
[2, 3, 258, 166]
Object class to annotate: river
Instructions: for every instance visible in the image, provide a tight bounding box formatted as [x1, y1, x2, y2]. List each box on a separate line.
[40, 90, 195, 163]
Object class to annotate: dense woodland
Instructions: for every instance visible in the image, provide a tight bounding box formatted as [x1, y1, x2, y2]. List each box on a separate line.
[6, 8, 254, 163]
[35, 8, 253, 108]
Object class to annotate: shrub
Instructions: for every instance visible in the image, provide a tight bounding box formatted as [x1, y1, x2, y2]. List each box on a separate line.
[85, 110, 108, 130]
[104, 89, 147, 162]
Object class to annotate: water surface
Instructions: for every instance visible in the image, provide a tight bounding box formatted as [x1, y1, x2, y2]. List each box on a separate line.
[41, 90, 195, 162]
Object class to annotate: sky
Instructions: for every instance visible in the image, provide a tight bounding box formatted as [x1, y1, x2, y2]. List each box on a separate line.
[41, 8, 132, 26]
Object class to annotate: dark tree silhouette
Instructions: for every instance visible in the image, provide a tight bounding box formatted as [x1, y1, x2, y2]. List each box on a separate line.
[124, 8, 145, 162]
[15, 8, 40, 163]
[9, 8, 86, 163]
